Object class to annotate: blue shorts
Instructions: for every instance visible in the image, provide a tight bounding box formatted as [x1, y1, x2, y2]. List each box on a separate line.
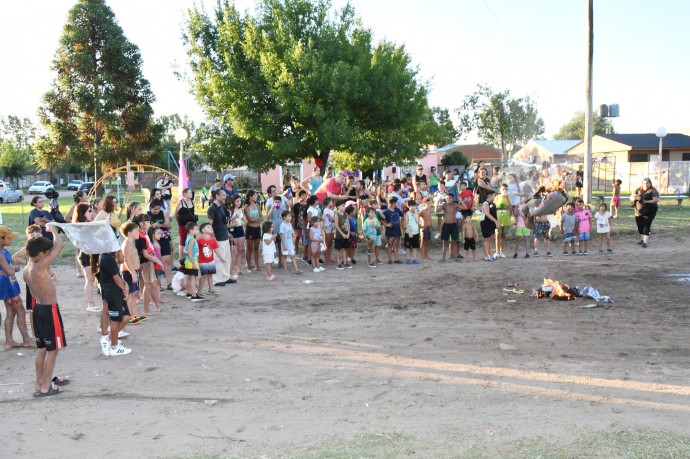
[563, 232, 576, 243]
[199, 262, 217, 276]
[122, 271, 140, 293]
[578, 231, 590, 241]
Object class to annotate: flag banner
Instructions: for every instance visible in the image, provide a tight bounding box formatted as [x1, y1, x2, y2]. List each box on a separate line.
[47, 220, 120, 255]
[178, 157, 188, 200]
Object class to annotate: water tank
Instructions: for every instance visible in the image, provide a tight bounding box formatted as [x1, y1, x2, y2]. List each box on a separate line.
[598, 104, 609, 117]
[608, 104, 620, 117]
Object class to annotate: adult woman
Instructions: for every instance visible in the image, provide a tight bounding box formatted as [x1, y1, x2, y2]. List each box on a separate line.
[228, 195, 246, 277]
[300, 166, 323, 195]
[28, 196, 54, 240]
[428, 166, 439, 194]
[158, 173, 174, 209]
[473, 167, 493, 207]
[413, 165, 427, 188]
[65, 190, 89, 278]
[538, 168, 552, 189]
[126, 201, 143, 222]
[243, 190, 262, 272]
[148, 198, 173, 288]
[174, 188, 197, 264]
[355, 180, 374, 213]
[147, 188, 168, 213]
[94, 195, 122, 238]
[91, 197, 104, 215]
[73, 203, 99, 311]
[480, 190, 500, 261]
[575, 165, 584, 197]
[631, 178, 660, 248]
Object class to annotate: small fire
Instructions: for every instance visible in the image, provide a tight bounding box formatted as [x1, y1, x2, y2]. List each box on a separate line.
[543, 278, 576, 300]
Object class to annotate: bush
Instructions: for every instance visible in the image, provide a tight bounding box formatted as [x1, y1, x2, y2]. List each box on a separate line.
[440, 150, 469, 167]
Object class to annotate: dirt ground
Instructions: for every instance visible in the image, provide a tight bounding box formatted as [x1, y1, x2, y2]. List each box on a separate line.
[1, 231, 689, 458]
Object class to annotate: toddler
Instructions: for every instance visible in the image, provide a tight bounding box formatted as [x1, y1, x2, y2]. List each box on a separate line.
[262, 221, 277, 281]
[596, 203, 613, 253]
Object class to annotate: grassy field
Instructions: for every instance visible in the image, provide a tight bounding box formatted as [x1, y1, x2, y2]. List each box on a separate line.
[3, 191, 687, 265]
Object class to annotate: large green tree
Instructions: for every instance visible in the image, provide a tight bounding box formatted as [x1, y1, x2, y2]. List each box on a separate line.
[155, 113, 206, 171]
[457, 85, 545, 163]
[0, 116, 37, 149]
[0, 141, 30, 186]
[38, 0, 161, 182]
[183, 0, 439, 171]
[553, 111, 614, 140]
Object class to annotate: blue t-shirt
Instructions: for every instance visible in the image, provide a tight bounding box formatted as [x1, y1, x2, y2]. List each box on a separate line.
[348, 216, 357, 238]
[382, 208, 403, 237]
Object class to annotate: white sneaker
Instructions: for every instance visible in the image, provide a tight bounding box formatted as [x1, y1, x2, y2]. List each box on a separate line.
[498, 252, 506, 258]
[318, 266, 326, 272]
[313, 267, 320, 273]
[118, 330, 129, 339]
[434, 233, 440, 240]
[109, 344, 132, 356]
[86, 304, 101, 313]
[100, 336, 110, 356]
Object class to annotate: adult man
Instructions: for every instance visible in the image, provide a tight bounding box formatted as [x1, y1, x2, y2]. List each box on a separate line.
[206, 189, 234, 286]
[265, 185, 290, 268]
[222, 174, 238, 197]
[313, 172, 350, 204]
[209, 178, 222, 193]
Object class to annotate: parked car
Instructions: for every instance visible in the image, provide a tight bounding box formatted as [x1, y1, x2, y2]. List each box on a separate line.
[0, 181, 23, 203]
[79, 182, 95, 193]
[67, 180, 83, 191]
[28, 181, 54, 194]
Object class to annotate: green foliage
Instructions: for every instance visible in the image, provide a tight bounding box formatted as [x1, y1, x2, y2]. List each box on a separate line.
[431, 107, 458, 147]
[457, 84, 545, 163]
[155, 113, 205, 171]
[0, 116, 37, 148]
[183, 0, 437, 171]
[554, 111, 615, 140]
[38, 0, 161, 176]
[0, 141, 30, 186]
[440, 150, 468, 167]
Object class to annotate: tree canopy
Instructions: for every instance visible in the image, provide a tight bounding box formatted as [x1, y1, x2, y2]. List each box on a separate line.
[553, 111, 614, 140]
[183, 0, 443, 171]
[457, 85, 545, 163]
[38, 0, 161, 178]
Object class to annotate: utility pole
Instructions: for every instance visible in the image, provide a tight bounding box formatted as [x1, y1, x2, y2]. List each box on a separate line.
[583, 0, 594, 204]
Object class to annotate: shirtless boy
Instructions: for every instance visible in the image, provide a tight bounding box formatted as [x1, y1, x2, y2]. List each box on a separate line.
[24, 226, 67, 397]
[120, 222, 142, 324]
[435, 191, 461, 262]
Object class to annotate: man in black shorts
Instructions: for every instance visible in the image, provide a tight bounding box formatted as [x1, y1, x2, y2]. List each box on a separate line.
[98, 251, 132, 356]
[436, 191, 460, 262]
[24, 226, 67, 397]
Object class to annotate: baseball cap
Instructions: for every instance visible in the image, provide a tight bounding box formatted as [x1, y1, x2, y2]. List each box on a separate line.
[0, 225, 19, 239]
[223, 173, 236, 182]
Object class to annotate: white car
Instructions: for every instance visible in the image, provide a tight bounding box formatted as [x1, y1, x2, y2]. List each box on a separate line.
[28, 181, 54, 194]
[0, 181, 23, 203]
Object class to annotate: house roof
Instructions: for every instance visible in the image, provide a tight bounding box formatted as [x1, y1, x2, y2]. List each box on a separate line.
[598, 133, 690, 149]
[432, 144, 501, 160]
[532, 140, 581, 155]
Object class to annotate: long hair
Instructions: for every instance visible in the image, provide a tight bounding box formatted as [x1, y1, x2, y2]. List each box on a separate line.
[73, 203, 91, 223]
[104, 196, 117, 214]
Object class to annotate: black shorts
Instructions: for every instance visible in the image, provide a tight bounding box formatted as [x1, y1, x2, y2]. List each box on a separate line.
[122, 271, 140, 293]
[464, 237, 476, 251]
[480, 221, 496, 238]
[404, 233, 420, 249]
[422, 227, 432, 241]
[160, 238, 172, 257]
[33, 304, 66, 351]
[230, 226, 245, 238]
[334, 238, 349, 250]
[78, 252, 90, 268]
[26, 289, 35, 311]
[441, 223, 459, 241]
[246, 226, 261, 240]
[106, 296, 130, 322]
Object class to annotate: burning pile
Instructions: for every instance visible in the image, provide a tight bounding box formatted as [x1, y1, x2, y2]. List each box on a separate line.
[531, 278, 578, 301]
[526, 180, 569, 217]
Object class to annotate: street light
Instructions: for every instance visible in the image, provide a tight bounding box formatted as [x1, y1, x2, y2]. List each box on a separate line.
[656, 127, 667, 191]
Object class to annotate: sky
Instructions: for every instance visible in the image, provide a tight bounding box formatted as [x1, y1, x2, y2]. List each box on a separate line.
[1, 0, 689, 140]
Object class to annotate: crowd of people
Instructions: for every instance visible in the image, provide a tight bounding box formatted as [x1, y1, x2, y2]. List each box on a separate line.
[0, 165, 662, 397]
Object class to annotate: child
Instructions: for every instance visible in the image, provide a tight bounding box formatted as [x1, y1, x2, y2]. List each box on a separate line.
[560, 203, 578, 256]
[506, 173, 521, 218]
[494, 184, 512, 258]
[197, 222, 226, 295]
[574, 198, 592, 255]
[262, 221, 277, 280]
[147, 225, 165, 309]
[513, 201, 531, 259]
[419, 198, 433, 262]
[433, 182, 447, 239]
[403, 199, 421, 264]
[363, 208, 379, 268]
[182, 222, 204, 301]
[369, 199, 384, 264]
[334, 200, 352, 270]
[133, 214, 163, 314]
[346, 205, 358, 264]
[279, 210, 303, 274]
[120, 222, 143, 324]
[309, 216, 325, 272]
[436, 191, 460, 262]
[0, 225, 32, 349]
[382, 196, 403, 264]
[611, 179, 622, 218]
[322, 197, 336, 264]
[96, 251, 132, 356]
[24, 226, 67, 397]
[292, 190, 307, 258]
[532, 214, 552, 257]
[462, 215, 478, 261]
[596, 203, 613, 253]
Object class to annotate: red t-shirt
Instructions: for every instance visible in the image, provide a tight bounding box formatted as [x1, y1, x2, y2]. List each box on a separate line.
[460, 190, 474, 210]
[197, 236, 219, 264]
[314, 177, 342, 204]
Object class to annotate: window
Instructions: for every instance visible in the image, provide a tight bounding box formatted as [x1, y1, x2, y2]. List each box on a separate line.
[662, 149, 670, 161]
[629, 153, 648, 162]
[683, 153, 690, 161]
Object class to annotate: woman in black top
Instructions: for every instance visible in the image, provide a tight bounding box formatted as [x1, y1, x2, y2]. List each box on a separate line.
[631, 178, 660, 247]
[174, 188, 196, 264]
[159, 173, 174, 208]
[480, 190, 500, 261]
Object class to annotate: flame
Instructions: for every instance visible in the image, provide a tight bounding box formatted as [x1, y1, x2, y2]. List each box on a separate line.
[543, 278, 575, 300]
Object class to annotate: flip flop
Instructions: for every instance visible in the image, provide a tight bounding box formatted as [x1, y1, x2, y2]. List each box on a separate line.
[33, 383, 62, 398]
[51, 376, 70, 386]
[502, 288, 526, 294]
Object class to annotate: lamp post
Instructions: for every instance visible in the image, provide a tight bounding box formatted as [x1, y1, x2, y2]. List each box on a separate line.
[505, 143, 513, 167]
[656, 127, 667, 192]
